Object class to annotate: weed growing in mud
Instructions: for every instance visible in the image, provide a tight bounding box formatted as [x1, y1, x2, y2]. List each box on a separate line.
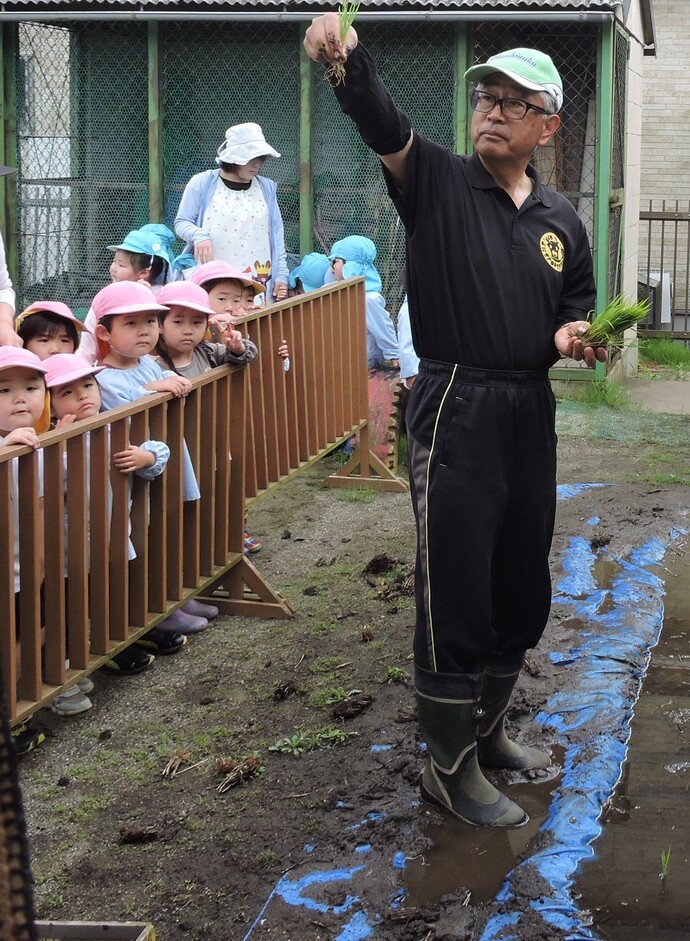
[269, 726, 357, 756]
[309, 686, 348, 708]
[660, 846, 672, 881]
[384, 666, 408, 684]
[256, 848, 280, 869]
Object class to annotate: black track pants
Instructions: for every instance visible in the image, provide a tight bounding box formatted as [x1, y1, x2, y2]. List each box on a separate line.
[406, 360, 557, 679]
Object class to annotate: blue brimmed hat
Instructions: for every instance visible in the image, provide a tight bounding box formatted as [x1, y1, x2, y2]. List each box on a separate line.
[108, 224, 177, 272]
[329, 236, 382, 294]
[288, 253, 331, 293]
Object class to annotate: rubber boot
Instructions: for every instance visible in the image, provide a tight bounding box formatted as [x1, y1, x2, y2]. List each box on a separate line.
[477, 655, 550, 770]
[416, 667, 527, 828]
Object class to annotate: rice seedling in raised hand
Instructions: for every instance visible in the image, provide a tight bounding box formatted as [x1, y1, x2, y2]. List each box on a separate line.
[578, 295, 651, 349]
[325, 1, 360, 86]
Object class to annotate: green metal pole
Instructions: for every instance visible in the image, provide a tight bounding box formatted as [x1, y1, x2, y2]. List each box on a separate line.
[1, 22, 18, 286]
[147, 22, 164, 223]
[453, 26, 471, 155]
[593, 20, 614, 314]
[593, 19, 614, 379]
[299, 41, 313, 257]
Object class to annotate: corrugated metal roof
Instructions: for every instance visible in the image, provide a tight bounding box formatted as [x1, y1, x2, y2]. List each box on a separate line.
[0, 0, 655, 47]
[0, 1, 626, 9]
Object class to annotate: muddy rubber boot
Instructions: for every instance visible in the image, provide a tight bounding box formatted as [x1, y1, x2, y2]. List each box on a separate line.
[477, 655, 550, 770]
[416, 668, 527, 828]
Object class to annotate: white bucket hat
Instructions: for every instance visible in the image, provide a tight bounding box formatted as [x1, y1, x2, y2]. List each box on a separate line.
[215, 123, 280, 166]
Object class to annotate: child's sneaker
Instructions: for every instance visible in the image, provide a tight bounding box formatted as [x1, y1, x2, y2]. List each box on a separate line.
[243, 530, 262, 555]
[135, 627, 187, 655]
[182, 599, 219, 620]
[102, 646, 155, 676]
[11, 723, 46, 756]
[50, 685, 93, 716]
[157, 609, 208, 634]
[77, 676, 95, 695]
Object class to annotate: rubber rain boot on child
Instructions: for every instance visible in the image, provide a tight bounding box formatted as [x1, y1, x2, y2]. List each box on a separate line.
[477, 654, 550, 770]
[182, 599, 219, 620]
[416, 666, 527, 828]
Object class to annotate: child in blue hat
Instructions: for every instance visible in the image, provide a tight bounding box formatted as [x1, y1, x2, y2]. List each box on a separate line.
[288, 252, 331, 295]
[328, 236, 399, 369]
[78, 224, 178, 365]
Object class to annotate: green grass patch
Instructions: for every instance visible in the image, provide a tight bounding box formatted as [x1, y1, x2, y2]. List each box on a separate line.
[556, 378, 628, 409]
[336, 488, 377, 503]
[638, 338, 690, 370]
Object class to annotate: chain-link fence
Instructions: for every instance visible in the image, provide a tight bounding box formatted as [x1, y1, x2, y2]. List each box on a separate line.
[10, 17, 613, 329]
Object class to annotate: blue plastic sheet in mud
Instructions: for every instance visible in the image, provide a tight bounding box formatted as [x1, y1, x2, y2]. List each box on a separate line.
[478, 526, 686, 941]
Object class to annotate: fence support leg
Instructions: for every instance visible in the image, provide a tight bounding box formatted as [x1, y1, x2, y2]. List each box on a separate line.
[325, 426, 408, 492]
[201, 557, 295, 619]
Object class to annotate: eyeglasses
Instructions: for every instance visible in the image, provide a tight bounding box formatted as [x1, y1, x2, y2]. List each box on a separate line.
[470, 89, 550, 121]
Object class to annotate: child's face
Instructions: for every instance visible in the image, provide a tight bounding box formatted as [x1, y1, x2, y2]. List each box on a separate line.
[24, 323, 76, 360]
[330, 258, 345, 281]
[100, 311, 160, 359]
[206, 279, 245, 318]
[0, 368, 46, 434]
[241, 286, 257, 310]
[110, 250, 143, 284]
[51, 376, 102, 421]
[161, 307, 208, 355]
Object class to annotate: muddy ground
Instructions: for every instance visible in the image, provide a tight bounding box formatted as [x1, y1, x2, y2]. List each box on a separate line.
[19, 392, 690, 941]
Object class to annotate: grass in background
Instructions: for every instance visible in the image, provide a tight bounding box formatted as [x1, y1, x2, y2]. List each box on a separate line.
[638, 338, 690, 371]
[556, 378, 628, 409]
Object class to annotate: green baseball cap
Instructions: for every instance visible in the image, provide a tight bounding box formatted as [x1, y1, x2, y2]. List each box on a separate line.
[465, 48, 563, 112]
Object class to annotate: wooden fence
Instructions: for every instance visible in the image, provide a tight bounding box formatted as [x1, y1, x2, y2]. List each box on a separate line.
[1, 280, 406, 725]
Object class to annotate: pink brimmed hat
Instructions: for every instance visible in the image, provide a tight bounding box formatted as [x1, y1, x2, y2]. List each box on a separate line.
[91, 281, 169, 321]
[0, 347, 50, 433]
[15, 300, 86, 332]
[0, 346, 48, 374]
[44, 353, 104, 389]
[187, 260, 264, 296]
[157, 281, 216, 317]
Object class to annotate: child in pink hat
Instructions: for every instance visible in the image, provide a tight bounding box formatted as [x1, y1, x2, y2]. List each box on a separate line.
[15, 300, 89, 360]
[91, 282, 208, 632]
[0, 347, 49, 749]
[154, 280, 258, 378]
[186, 263, 288, 555]
[44, 353, 187, 676]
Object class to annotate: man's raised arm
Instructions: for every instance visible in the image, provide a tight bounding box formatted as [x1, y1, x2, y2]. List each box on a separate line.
[303, 13, 414, 186]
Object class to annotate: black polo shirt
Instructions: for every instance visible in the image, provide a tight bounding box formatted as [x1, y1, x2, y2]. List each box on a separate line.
[384, 137, 596, 371]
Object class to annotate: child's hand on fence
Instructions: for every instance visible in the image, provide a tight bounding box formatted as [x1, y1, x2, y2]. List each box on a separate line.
[113, 445, 156, 474]
[277, 340, 289, 360]
[223, 328, 247, 355]
[145, 377, 191, 397]
[55, 414, 78, 428]
[0, 427, 41, 449]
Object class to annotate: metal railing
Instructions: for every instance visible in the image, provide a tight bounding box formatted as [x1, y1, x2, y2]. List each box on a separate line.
[638, 200, 690, 339]
[1, 281, 405, 725]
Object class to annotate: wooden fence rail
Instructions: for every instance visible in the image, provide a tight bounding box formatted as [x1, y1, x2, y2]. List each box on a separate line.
[1, 280, 406, 725]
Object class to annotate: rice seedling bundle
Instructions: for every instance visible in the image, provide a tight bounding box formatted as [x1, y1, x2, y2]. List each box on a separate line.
[578, 295, 651, 347]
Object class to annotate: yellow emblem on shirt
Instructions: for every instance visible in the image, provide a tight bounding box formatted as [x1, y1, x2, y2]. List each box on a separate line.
[540, 232, 564, 272]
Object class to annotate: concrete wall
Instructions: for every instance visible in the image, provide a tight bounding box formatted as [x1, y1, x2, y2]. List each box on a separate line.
[638, 0, 689, 326]
[615, 0, 647, 376]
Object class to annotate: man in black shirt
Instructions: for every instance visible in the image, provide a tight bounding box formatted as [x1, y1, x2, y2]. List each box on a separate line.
[304, 16, 606, 828]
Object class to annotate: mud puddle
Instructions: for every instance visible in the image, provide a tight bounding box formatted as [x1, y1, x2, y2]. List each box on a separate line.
[574, 546, 690, 940]
[404, 748, 565, 906]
